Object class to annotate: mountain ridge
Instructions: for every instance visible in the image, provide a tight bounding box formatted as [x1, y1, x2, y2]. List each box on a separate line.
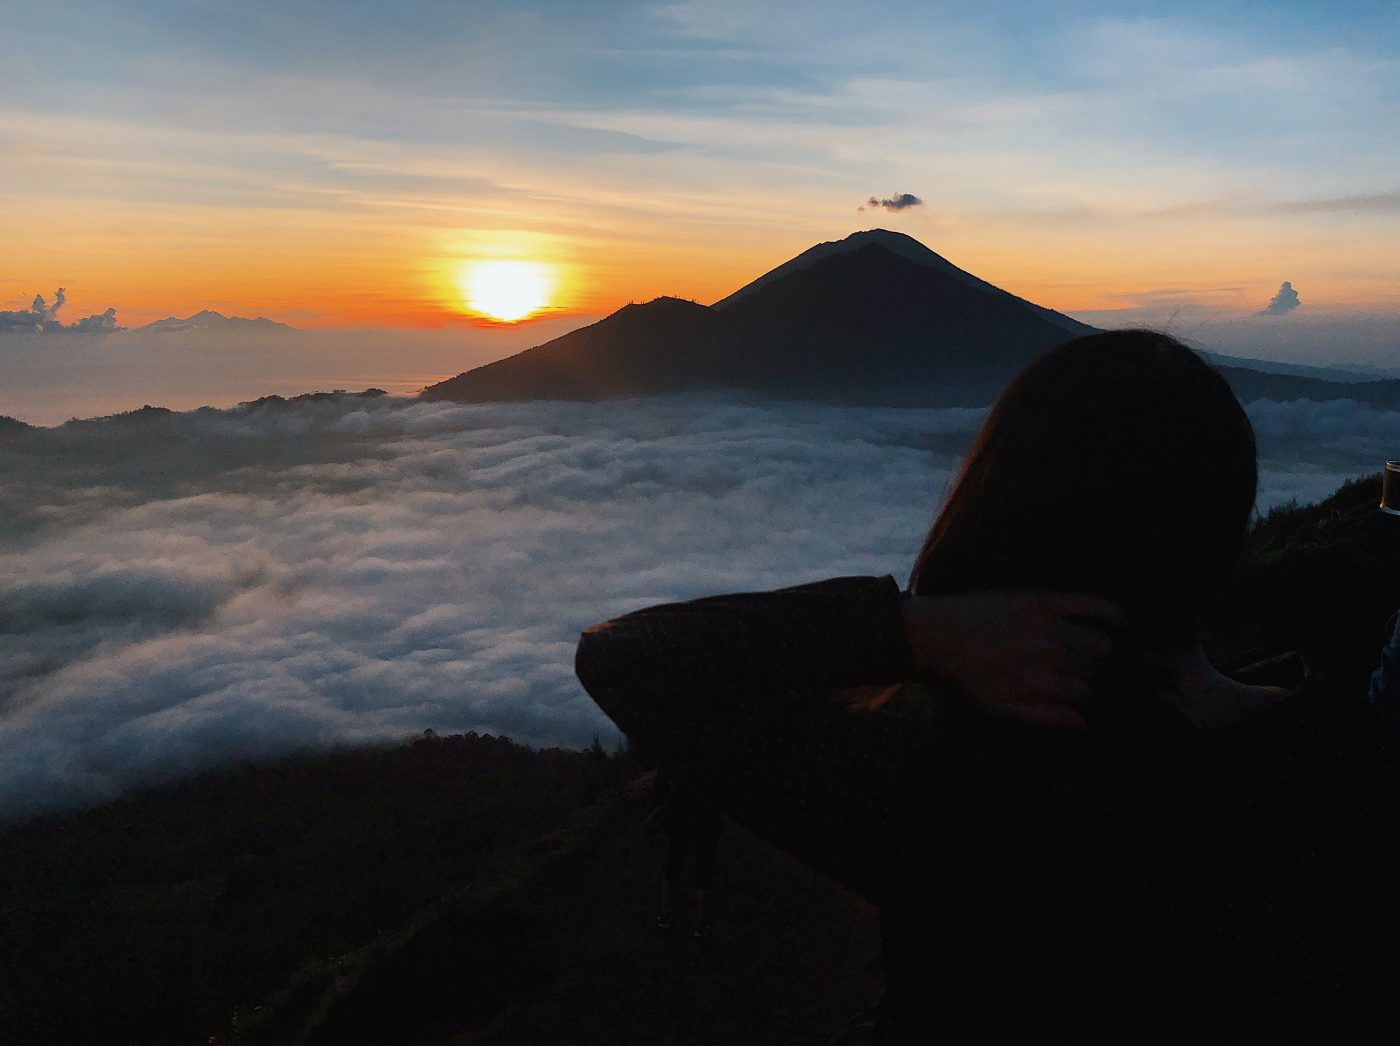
[139, 309, 298, 333]
[424, 233, 1088, 406]
[713, 229, 1094, 338]
[422, 230, 1400, 410]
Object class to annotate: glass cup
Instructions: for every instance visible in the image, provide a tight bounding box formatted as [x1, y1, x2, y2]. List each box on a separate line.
[1383, 461, 1400, 516]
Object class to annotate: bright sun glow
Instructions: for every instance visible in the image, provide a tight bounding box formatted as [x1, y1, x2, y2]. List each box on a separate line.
[459, 260, 553, 322]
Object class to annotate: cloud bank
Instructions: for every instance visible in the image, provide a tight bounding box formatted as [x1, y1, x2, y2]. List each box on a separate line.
[1, 392, 1390, 819]
[0, 287, 122, 335]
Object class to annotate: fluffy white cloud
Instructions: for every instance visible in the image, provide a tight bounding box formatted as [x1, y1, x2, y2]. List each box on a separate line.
[0, 392, 1389, 818]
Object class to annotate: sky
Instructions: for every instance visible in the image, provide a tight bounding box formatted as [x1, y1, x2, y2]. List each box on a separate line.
[3, 0, 1398, 336]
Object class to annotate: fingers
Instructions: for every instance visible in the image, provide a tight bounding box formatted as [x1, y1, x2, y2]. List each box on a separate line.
[991, 701, 1088, 731]
[1051, 618, 1114, 661]
[999, 670, 1091, 730]
[1010, 668, 1092, 707]
[1020, 705, 1087, 730]
[1032, 592, 1128, 632]
[1052, 674, 1092, 705]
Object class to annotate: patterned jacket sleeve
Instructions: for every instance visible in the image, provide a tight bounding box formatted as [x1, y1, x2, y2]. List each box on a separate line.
[575, 575, 1008, 903]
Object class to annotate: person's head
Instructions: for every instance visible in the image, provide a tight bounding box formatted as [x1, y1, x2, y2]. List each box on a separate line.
[910, 330, 1257, 649]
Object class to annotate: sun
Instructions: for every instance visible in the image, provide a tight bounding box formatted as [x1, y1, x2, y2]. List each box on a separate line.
[459, 260, 553, 322]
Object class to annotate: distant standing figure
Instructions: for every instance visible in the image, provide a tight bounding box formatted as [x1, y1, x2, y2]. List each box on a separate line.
[648, 767, 721, 937]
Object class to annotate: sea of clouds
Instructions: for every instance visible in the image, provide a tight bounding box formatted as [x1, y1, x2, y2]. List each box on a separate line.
[1, 392, 1395, 819]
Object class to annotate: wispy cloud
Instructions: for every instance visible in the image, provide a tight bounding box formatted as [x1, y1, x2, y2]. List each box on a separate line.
[1279, 191, 1400, 215]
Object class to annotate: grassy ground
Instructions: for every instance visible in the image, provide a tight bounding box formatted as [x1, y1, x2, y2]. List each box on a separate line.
[0, 734, 642, 1045]
[0, 741, 882, 1046]
[307, 775, 883, 1046]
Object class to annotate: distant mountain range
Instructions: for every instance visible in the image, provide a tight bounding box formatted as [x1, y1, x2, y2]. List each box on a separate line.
[139, 310, 297, 334]
[422, 230, 1400, 410]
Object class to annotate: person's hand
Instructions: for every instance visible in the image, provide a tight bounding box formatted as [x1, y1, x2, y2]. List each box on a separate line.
[900, 591, 1125, 730]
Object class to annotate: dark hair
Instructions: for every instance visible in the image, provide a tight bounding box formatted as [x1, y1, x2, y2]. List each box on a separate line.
[909, 330, 1257, 647]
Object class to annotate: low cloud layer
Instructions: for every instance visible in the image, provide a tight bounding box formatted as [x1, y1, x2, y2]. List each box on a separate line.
[0, 288, 122, 335]
[1258, 280, 1301, 317]
[1, 392, 1391, 819]
[860, 193, 923, 212]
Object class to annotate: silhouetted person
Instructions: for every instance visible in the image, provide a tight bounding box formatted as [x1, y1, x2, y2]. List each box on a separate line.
[577, 331, 1400, 1040]
[648, 767, 721, 936]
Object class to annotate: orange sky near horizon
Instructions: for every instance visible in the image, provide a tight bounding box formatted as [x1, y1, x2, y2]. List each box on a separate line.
[7, 197, 1398, 333]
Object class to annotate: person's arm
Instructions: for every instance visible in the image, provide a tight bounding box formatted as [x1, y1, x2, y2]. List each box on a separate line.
[575, 575, 1096, 900]
[576, 575, 916, 760]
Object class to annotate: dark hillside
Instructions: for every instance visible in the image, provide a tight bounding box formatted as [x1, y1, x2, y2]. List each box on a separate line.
[1207, 475, 1400, 696]
[307, 779, 882, 1046]
[0, 414, 35, 440]
[0, 734, 643, 1046]
[1213, 368, 1400, 412]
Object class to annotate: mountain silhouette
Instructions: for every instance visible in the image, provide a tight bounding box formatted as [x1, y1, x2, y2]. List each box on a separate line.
[713, 229, 1091, 340]
[427, 296, 720, 402]
[423, 231, 1400, 408]
[139, 310, 297, 333]
[0, 415, 34, 440]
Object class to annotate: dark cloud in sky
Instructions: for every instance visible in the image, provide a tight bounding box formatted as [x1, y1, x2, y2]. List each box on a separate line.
[69, 308, 121, 334]
[0, 287, 122, 335]
[0, 289, 64, 335]
[38, 288, 65, 321]
[1258, 281, 1301, 317]
[0, 393, 1389, 819]
[859, 193, 923, 212]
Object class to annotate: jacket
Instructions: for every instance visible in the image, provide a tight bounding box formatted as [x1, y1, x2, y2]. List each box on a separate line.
[576, 575, 1400, 1039]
